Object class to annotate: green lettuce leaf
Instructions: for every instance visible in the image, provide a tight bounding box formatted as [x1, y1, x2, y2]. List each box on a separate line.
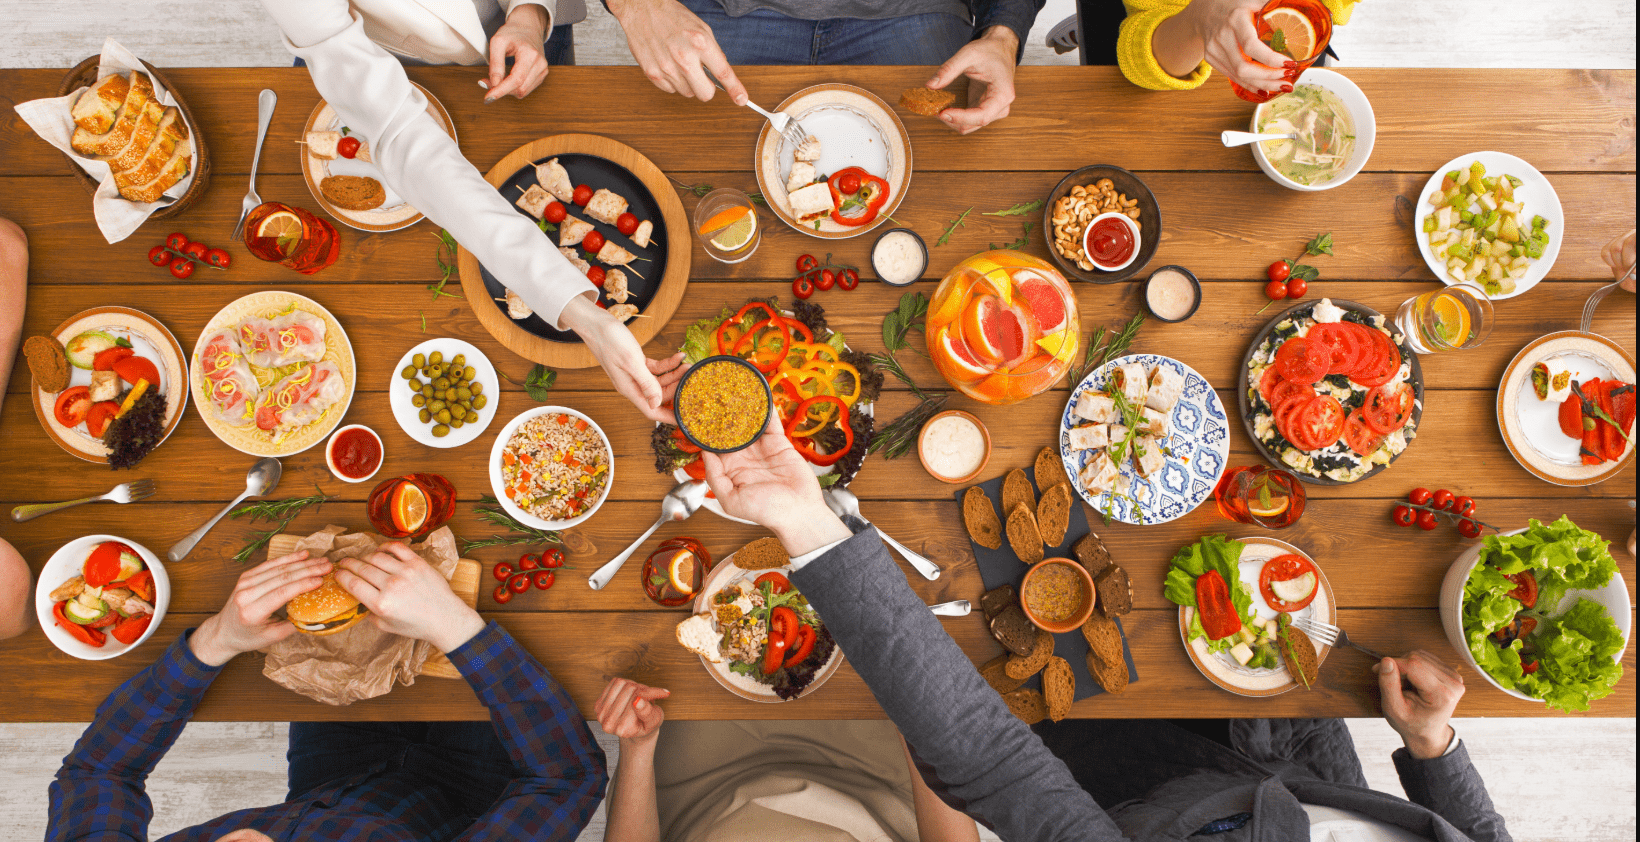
[1517, 599, 1625, 712]
[1166, 535, 1254, 643]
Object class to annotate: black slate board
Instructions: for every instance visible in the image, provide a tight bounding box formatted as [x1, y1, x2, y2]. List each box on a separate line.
[957, 465, 1139, 702]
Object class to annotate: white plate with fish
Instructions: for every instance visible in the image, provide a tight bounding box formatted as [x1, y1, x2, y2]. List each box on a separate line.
[754, 83, 910, 239]
[300, 83, 456, 232]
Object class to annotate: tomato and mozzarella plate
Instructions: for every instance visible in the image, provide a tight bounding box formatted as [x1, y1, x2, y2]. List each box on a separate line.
[1247, 299, 1419, 482]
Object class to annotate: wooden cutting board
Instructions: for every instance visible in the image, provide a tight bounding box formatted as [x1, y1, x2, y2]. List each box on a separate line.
[267, 535, 480, 679]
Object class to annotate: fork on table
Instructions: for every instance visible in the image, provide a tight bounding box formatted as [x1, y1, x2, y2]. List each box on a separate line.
[12, 479, 157, 523]
[1291, 615, 1387, 661]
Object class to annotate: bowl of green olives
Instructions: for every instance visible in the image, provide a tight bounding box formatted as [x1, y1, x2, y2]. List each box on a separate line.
[389, 338, 500, 448]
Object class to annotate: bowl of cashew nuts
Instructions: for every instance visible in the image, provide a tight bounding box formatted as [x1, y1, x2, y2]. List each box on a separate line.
[1043, 165, 1161, 284]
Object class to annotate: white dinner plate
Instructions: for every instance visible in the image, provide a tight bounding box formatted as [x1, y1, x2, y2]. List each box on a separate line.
[1413, 150, 1563, 300]
[1495, 330, 1635, 486]
[691, 553, 844, 703]
[35, 534, 171, 661]
[300, 83, 456, 232]
[754, 83, 910, 239]
[389, 338, 500, 449]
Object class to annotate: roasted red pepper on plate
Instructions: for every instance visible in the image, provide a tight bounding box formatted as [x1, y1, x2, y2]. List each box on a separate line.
[1195, 569, 1243, 641]
[827, 167, 890, 227]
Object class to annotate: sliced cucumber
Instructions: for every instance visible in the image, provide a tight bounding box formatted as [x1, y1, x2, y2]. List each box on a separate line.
[114, 549, 145, 582]
[65, 331, 118, 370]
[63, 598, 109, 625]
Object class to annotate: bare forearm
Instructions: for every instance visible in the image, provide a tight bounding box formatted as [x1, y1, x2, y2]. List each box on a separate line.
[1151, 7, 1205, 79]
[0, 218, 28, 415]
[605, 739, 662, 842]
[905, 739, 980, 842]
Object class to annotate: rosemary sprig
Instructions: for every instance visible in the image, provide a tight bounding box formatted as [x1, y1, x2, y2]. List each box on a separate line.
[230, 486, 334, 563]
[460, 495, 563, 552]
[936, 207, 973, 247]
[868, 392, 949, 459]
[1068, 311, 1145, 383]
[983, 200, 1043, 217]
[429, 229, 460, 300]
[667, 176, 715, 198]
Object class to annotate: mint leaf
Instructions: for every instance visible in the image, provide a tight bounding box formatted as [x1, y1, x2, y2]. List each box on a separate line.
[524, 365, 557, 403]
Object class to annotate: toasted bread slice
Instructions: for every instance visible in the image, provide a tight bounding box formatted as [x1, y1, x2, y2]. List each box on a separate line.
[1072, 533, 1113, 578]
[118, 144, 190, 203]
[963, 486, 1002, 550]
[1001, 468, 1034, 518]
[1093, 564, 1133, 617]
[1001, 688, 1048, 725]
[104, 99, 165, 172]
[1005, 629, 1054, 680]
[72, 73, 130, 134]
[979, 653, 1028, 695]
[899, 87, 956, 117]
[1037, 483, 1072, 547]
[1280, 624, 1321, 689]
[1043, 656, 1074, 721]
[1081, 610, 1125, 668]
[734, 537, 789, 571]
[116, 125, 190, 199]
[321, 175, 386, 211]
[979, 584, 1017, 619]
[1034, 446, 1068, 491]
[75, 71, 153, 158]
[1085, 649, 1129, 695]
[989, 603, 1037, 656]
[24, 336, 70, 393]
[675, 613, 722, 663]
[1006, 503, 1045, 565]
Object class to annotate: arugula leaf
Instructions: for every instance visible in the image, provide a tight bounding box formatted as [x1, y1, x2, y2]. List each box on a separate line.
[936, 207, 972, 247]
[983, 200, 1043, 217]
[524, 365, 557, 403]
[749, 191, 767, 207]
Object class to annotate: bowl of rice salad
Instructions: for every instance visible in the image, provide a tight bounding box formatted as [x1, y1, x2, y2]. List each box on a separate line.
[489, 406, 613, 529]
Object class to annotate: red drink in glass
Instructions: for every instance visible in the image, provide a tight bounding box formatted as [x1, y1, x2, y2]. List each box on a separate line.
[242, 201, 340, 275]
[1229, 0, 1334, 104]
[367, 473, 457, 540]
[1214, 465, 1306, 528]
[642, 537, 713, 607]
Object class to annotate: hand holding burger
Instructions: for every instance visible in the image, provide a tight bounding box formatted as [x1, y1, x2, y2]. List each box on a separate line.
[335, 542, 486, 654]
[190, 550, 331, 667]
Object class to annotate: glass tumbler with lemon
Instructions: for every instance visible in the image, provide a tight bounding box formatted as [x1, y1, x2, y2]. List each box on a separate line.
[694, 188, 760, 263]
[242, 201, 340, 275]
[1395, 282, 1494, 354]
[1214, 466, 1306, 528]
[926, 250, 1080, 406]
[1231, 0, 1333, 104]
[642, 537, 714, 607]
[367, 473, 457, 540]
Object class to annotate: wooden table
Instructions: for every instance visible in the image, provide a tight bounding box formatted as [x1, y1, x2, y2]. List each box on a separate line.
[0, 67, 1633, 722]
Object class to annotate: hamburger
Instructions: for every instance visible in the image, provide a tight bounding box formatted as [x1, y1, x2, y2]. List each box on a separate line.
[286, 573, 368, 635]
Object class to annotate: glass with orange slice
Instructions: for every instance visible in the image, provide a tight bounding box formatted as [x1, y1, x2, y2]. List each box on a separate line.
[693, 188, 761, 263]
[1214, 466, 1306, 528]
[642, 537, 714, 607]
[1394, 283, 1493, 354]
[241, 201, 340, 274]
[926, 250, 1080, 406]
[366, 473, 457, 540]
[1230, 0, 1334, 104]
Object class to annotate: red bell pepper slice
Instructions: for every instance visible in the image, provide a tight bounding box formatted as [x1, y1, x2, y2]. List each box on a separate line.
[123, 570, 155, 602]
[785, 396, 851, 466]
[1195, 570, 1242, 641]
[1574, 379, 1608, 465]
[782, 623, 817, 669]
[83, 541, 127, 588]
[1613, 382, 1636, 434]
[828, 167, 890, 227]
[732, 319, 791, 374]
[54, 601, 105, 648]
[1596, 380, 1624, 462]
[111, 614, 152, 645]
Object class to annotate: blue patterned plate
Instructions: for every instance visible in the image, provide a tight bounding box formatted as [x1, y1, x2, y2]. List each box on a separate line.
[1058, 354, 1229, 525]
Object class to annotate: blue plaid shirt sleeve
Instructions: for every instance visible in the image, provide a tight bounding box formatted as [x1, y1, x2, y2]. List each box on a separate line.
[47, 629, 224, 842]
[448, 621, 608, 842]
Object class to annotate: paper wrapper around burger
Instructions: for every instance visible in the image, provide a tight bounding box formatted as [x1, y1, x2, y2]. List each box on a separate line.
[262, 525, 460, 706]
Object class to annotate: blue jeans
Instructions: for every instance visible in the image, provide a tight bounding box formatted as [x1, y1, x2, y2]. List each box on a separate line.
[678, 0, 972, 65]
[288, 721, 516, 824]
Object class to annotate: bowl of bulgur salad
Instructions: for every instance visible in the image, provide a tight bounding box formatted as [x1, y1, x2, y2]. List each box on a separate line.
[488, 406, 613, 529]
[673, 355, 773, 453]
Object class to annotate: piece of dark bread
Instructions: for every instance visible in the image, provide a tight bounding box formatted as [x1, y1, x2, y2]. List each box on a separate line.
[1280, 624, 1321, 690]
[1034, 446, 1068, 491]
[1093, 564, 1133, 617]
[320, 175, 386, 211]
[962, 486, 1003, 550]
[1085, 649, 1129, 695]
[1037, 483, 1072, 547]
[1043, 655, 1074, 722]
[1001, 468, 1035, 520]
[989, 603, 1037, 656]
[1005, 629, 1055, 680]
[1072, 532, 1113, 578]
[24, 336, 70, 393]
[979, 653, 1028, 695]
[1001, 688, 1048, 725]
[1006, 503, 1045, 565]
[1080, 610, 1128, 695]
[899, 87, 957, 117]
[979, 584, 1018, 619]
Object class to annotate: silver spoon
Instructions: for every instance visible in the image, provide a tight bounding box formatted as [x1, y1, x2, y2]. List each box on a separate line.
[589, 482, 709, 590]
[929, 599, 971, 617]
[823, 487, 940, 580]
[168, 458, 281, 562]
[1221, 130, 1297, 148]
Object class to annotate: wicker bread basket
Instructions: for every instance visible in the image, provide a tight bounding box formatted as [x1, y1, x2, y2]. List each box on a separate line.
[57, 55, 211, 220]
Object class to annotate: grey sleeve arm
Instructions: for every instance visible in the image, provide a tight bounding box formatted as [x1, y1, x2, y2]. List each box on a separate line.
[790, 526, 1124, 842]
[1392, 743, 1513, 842]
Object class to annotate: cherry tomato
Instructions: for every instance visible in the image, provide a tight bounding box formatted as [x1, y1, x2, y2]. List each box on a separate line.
[165, 233, 189, 251]
[1264, 279, 1288, 300]
[205, 248, 231, 268]
[1391, 505, 1416, 527]
[182, 241, 208, 262]
[508, 572, 532, 593]
[493, 584, 513, 604]
[816, 269, 836, 291]
[493, 562, 514, 582]
[796, 254, 818, 273]
[1416, 510, 1439, 530]
[837, 268, 859, 291]
[336, 136, 361, 159]
[572, 184, 594, 206]
[616, 212, 639, 235]
[792, 274, 815, 300]
[533, 570, 556, 590]
[754, 572, 792, 594]
[596, 300, 608, 309]
[1286, 278, 1308, 299]
[544, 201, 568, 224]
[587, 266, 606, 286]
[169, 259, 195, 280]
[147, 245, 172, 267]
[1452, 496, 1476, 517]
[541, 547, 565, 568]
[583, 230, 606, 255]
[1432, 489, 1455, 511]
[1408, 487, 1433, 506]
[519, 553, 541, 571]
[1458, 518, 1484, 539]
[838, 171, 862, 194]
[1267, 261, 1290, 283]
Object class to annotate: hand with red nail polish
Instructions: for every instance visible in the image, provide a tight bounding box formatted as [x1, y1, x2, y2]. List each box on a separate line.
[1166, 0, 1292, 95]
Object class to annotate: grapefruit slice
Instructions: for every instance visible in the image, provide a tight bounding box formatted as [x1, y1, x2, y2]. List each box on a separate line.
[934, 326, 989, 382]
[961, 295, 1014, 365]
[1016, 275, 1069, 335]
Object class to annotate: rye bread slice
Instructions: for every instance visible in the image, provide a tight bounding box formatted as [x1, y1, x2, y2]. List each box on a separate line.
[1280, 624, 1321, 690]
[24, 336, 69, 393]
[734, 537, 789, 571]
[1081, 611, 1126, 672]
[979, 584, 1018, 619]
[1001, 468, 1035, 520]
[1005, 629, 1055, 680]
[1034, 445, 1068, 491]
[1043, 656, 1074, 721]
[320, 175, 386, 211]
[1037, 483, 1072, 547]
[979, 653, 1028, 695]
[1072, 532, 1113, 578]
[1006, 503, 1045, 565]
[1093, 565, 1133, 617]
[1085, 649, 1130, 695]
[962, 486, 1003, 550]
[1001, 688, 1048, 725]
[989, 603, 1037, 656]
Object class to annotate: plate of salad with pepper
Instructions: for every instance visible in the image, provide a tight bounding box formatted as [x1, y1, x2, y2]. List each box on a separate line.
[35, 534, 169, 661]
[651, 297, 880, 524]
[1165, 534, 1335, 697]
[679, 552, 843, 702]
[754, 83, 910, 239]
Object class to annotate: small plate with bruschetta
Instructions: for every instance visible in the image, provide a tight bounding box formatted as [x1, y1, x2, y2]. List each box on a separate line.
[299, 83, 456, 232]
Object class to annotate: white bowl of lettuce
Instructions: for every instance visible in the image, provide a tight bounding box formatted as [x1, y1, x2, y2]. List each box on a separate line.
[1439, 516, 1629, 712]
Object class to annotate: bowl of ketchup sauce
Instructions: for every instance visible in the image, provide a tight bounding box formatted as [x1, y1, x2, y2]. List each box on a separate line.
[326, 424, 384, 483]
[1083, 212, 1142, 273]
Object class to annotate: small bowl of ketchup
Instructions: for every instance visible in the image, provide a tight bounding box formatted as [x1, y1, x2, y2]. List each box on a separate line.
[1083, 212, 1142, 273]
[326, 424, 384, 483]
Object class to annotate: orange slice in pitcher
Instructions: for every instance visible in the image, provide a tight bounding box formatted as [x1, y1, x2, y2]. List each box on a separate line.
[934, 326, 989, 382]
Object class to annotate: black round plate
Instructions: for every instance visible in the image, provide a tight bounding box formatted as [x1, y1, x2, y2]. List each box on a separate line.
[1236, 299, 1425, 486]
[482, 153, 668, 343]
[1043, 164, 1162, 284]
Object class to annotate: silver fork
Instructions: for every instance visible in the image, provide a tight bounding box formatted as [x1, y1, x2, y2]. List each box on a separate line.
[1580, 259, 1635, 334]
[12, 480, 157, 522]
[706, 72, 810, 150]
[231, 89, 278, 242]
[1292, 615, 1386, 661]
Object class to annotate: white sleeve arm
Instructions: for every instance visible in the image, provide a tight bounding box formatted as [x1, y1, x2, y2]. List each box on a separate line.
[260, 0, 591, 328]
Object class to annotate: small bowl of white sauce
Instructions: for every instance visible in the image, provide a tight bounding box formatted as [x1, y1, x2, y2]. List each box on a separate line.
[917, 409, 991, 484]
[1144, 265, 1201, 323]
[872, 228, 928, 286]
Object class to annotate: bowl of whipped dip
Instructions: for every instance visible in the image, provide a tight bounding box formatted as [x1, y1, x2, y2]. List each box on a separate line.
[872, 228, 928, 286]
[1144, 265, 1201, 323]
[917, 409, 991, 483]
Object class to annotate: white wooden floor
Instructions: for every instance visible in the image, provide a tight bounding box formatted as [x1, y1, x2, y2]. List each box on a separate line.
[0, 1, 1634, 839]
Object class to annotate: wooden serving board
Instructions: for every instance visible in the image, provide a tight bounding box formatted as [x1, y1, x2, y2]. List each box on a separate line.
[267, 535, 481, 680]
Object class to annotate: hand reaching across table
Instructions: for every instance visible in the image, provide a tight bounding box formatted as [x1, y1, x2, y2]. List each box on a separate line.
[189, 550, 329, 667]
[926, 26, 1020, 135]
[1375, 649, 1464, 759]
[485, 4, 552, 102]
[608, 0, 748, 104]
[336, 542, 486, 654]
[1153, 0, 1295, 95]
[564, 296, 686, 424]
[701, 421, 851, 556]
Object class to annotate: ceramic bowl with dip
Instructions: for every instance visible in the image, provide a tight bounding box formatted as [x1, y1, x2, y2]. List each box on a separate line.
[1020, 557, 1096, 634]
[325, 424, 384, 483]
[1043, 164, 1161, 284]
[1249, 68, 1376, 193]
[673, 355, 773, 453]
[917, 409, 991, 483]
[1083, 212, 1142, 274]
[1144, 265, 1202, 323]
[872, 228, 928, 286]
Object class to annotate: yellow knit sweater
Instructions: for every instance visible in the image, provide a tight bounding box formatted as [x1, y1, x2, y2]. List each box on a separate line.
[1118, 0, 1357, 91]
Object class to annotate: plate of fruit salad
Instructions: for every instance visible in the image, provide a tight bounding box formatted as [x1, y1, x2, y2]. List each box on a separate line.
[36, 534, 169, 660]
